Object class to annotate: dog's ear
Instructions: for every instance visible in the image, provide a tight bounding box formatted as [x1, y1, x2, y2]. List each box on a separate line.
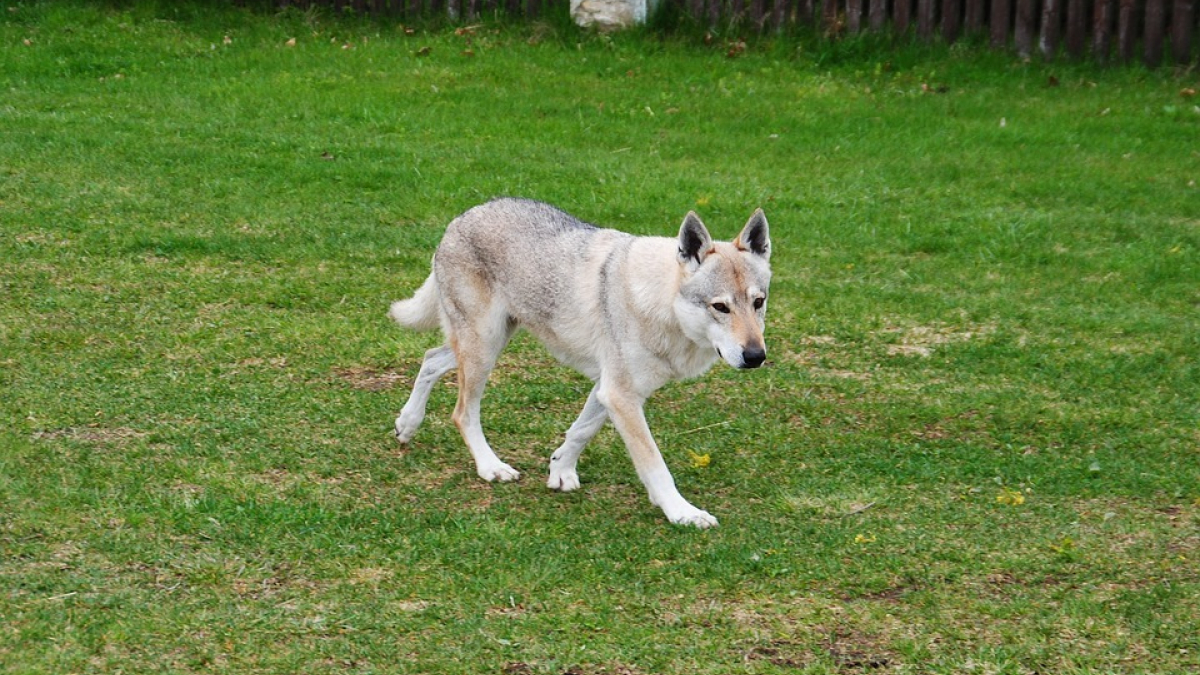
[735, 208, 770, 260]
[678, 212, 713, 271]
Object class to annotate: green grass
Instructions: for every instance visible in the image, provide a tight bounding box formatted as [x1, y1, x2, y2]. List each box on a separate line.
[2, 2, 1198, 673]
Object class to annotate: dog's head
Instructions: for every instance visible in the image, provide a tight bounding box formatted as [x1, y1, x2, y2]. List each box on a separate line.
[674, 209, 772, 369]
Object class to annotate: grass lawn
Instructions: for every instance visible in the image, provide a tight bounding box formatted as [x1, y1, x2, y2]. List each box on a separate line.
[2, 2, 1198, 673]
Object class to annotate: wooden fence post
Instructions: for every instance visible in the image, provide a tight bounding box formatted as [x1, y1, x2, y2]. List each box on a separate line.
[869, 0, 887, 30]
[894, 0, 912, 33]
[799, 0, 815, 23]
[1014, 0, 1035, 57]
[771, 0, 787, 31]
[1040, 0, 1062, 59]
[821, 0, 838, 33]
[965, 0, 985, 34]
[1143, 0, 1166, 68]
[751, 0, 765, 30]
[1118, 0, 1137, 63]
[1172, 0, 1195, 65]
[943, 0, 962, 43]
[917, 0, 934, 40]
[1093, 0, 1114, 62]
[990, 0, 1011, 48]
[1065, 0, 1086, 58]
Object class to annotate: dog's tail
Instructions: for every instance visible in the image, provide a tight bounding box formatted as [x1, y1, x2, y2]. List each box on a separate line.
[389, 273, 441, 332]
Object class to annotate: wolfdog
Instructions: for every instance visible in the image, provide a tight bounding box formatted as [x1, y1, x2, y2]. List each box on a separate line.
[389, 198, 772, 527]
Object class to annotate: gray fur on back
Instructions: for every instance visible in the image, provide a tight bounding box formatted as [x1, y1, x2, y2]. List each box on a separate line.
[434, 198, 629, 326]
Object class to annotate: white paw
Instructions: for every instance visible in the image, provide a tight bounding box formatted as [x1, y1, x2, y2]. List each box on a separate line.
[394, 415, 420, 444]
[666, 506, 719, 529]
[478, 463, 521, 483]
[547, 468, 581, 492]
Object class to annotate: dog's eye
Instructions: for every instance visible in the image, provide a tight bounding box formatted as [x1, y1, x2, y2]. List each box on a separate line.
[711, 302, 730, 314]
[753, 297, 765, 310]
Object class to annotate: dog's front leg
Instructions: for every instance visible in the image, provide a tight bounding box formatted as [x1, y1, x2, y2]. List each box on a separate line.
[599, 387, 718, 529]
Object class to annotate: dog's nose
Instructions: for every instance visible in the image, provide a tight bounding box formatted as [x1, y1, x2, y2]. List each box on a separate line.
[741, 347, 766, 369]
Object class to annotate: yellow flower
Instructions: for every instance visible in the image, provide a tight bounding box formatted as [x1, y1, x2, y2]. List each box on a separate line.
[688, 450, 711, 468]
[1049, 536, 1074, 555]
[997, 488, 1026, 506]
[854, 533, 876, 544]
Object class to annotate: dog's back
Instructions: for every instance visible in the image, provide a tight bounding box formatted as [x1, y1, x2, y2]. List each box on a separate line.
[435, 198, 622, 315]
[391, 198, 608, 331]
[431, 198, 667, 376]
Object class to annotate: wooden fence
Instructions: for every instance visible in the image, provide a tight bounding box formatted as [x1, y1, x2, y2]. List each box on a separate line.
[266, 0, 1197, 67]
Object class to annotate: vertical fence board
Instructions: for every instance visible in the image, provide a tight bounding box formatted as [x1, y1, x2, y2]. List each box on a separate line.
[1118, 0, 1137, 63]
[771, 0, 787, 31]
[848, 0, 864, 32]
[1065, 0, 1086, 57]
[917, 0, 934, 39]
[990, 0, 1011, 48]
[821, 0, 838, 32]
[804, 0, 818, 22]
[1143, 0, 1165, 67]
[1172, 0, 1194, 64]
[1015, 0, 1035, 56]
[1093, 0, 1114, 61]
[751, 0, 765, 29]
[894, 0, 912, 32]
[943, 0, 961, 42]
[868, 0, 887, 30]
[729, 0, 743, 24]
[965, 0, 985, 34]
[1040, 0, 1062, 58]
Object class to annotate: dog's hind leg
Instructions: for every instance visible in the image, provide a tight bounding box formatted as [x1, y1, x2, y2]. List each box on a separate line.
[547, 385, 608, 492]
[451, 314, 521, 483]
[395, 345, 456, 443]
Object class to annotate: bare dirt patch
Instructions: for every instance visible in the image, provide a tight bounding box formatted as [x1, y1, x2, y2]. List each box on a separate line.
[877, 320, 996, 358]
[333, 366, 408, 392]
[826, 628, 895, 672]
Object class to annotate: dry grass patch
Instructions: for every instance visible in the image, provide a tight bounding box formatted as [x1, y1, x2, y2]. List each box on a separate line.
[332, 366, 408, 392]
[32, 426, 148, 444]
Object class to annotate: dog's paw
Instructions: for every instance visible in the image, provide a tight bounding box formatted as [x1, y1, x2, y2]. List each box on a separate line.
[394, 415, 420, 444]
[478, 462, 521, 483]
[667, 507, 719, 529]
[547, 468, 581, 492]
